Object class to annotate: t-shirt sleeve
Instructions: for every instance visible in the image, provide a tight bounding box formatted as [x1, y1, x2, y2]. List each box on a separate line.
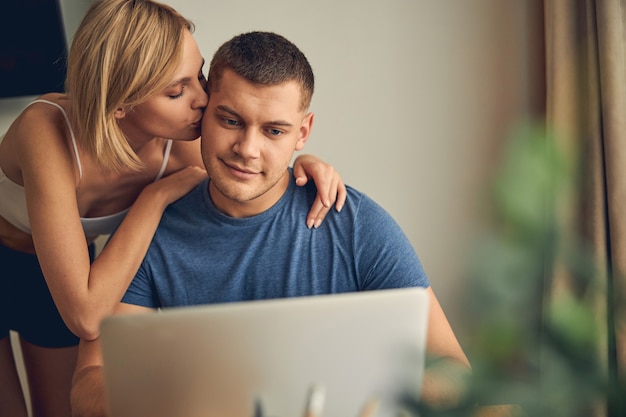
[121, 261, 160, 308]
[353, 194, 430, 290]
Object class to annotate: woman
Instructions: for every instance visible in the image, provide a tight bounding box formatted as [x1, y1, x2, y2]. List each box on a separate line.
[0, 1, 346, 416]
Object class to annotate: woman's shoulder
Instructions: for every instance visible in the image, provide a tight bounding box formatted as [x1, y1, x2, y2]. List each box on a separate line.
[24, 92, 68, 109]
[9, 94, 74, 154]
[35, 92, 68, 103]
[16, 93, 70, 128]
[1, 93, 77, 186]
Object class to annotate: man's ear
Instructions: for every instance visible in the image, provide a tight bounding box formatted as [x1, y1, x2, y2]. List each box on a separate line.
[295, 112, 314, 151]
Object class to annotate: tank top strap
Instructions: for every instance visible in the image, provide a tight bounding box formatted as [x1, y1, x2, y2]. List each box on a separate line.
[26, 100, 171, 183]
[27, 99, 83, 180]
[154, 139, 173, 181]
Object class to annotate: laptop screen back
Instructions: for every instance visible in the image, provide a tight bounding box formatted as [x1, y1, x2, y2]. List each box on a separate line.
[100, 287, 430, 417]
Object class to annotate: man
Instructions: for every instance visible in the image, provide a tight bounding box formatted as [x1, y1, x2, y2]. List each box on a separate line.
[71, 31, 470, 417]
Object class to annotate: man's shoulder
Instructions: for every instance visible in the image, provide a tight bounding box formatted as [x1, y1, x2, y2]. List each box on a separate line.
[295, 179, 368, 208]
[159, 179, 208, 223]
[297, 177, 365, 199]
[294, 179, 390, 226]
[167, 179, 207, 208]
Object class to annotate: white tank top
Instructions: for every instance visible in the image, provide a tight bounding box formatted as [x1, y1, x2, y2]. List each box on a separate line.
[0, 99, 173, 237]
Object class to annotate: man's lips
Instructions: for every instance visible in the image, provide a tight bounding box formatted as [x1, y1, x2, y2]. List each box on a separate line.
[223, 160, 260, 179]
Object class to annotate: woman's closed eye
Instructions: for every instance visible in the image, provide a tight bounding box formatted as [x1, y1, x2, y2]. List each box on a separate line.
[168, 87, 184, 99]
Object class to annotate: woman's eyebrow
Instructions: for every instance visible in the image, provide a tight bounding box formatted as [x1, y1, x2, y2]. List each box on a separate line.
[166, 76, 191, 88]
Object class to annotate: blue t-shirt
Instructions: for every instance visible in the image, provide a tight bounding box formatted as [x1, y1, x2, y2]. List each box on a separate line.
[124, 172, 430, 308]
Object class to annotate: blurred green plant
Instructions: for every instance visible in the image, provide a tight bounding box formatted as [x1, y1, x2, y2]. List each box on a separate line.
[398, 122, 610, 417]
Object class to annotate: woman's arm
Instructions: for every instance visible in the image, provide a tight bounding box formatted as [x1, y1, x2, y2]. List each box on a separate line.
[71, 303, 153, 417]
[18, 109, 206, 340]
[292, 154, 347, 229]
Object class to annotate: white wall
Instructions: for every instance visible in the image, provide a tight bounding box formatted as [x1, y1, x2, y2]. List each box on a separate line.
[0, 0, 535, 350]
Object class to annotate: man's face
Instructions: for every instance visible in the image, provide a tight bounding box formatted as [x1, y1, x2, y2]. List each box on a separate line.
[201, 69, 313, 218]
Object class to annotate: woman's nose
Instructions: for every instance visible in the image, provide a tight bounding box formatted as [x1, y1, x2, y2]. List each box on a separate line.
[193, 78, 209, 109]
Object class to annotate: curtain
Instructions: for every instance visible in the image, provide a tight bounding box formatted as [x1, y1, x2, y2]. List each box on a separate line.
[544, 0, 626, 415]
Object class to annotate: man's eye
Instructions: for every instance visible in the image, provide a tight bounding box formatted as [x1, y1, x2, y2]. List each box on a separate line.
[224, 118, 240, 126]
[268, 129, 283, 136]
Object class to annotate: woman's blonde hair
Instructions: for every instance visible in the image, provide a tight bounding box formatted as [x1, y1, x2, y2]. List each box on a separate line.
[66, 0, 193, 172]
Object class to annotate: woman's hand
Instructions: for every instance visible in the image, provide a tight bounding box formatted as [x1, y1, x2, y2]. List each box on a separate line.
[293, 154, 347, 228]
[144, 166, 208, 207]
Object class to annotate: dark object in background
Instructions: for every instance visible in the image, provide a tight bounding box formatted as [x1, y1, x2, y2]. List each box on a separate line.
[0, 0, 67, 98]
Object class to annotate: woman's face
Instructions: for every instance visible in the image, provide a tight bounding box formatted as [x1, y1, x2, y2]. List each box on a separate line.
[117, 30, 208, 144]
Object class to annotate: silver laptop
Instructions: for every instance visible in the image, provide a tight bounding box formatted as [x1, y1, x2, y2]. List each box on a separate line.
[100, 287, 429, 417]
